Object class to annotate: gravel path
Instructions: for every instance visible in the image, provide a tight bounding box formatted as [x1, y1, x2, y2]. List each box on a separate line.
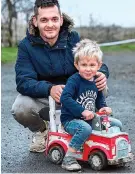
[1, 51, 135, 173]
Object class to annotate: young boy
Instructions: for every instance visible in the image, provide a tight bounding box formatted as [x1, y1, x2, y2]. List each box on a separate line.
[60, 39, 122, 171]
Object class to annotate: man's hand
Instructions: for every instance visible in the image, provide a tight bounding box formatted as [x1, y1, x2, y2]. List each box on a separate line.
[82, 110, 94, 120]
[95, 72, 107, 91]
[99, 107, 112, 115]
[50, 85, 65, 103]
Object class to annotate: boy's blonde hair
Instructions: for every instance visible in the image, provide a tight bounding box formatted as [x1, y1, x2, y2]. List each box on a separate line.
[73, 39, 103, 64]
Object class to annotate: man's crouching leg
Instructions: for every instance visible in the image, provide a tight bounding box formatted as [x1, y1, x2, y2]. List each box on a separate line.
[11, 94, 49, 152]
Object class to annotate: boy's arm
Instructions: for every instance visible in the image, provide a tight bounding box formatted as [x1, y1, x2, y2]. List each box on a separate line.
[60, 77, 85, 118]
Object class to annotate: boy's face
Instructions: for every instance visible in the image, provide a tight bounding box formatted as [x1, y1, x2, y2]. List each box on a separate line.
[33, 6, 63, 45]
[74, 56, 102, 80]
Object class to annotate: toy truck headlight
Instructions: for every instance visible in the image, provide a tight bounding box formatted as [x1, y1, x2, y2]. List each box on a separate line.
[117, 139, 128, 149]
[116, 139, 129, 159]
[112, 146, 115, 155]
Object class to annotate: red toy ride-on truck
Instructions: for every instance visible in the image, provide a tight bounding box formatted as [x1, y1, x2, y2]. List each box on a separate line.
[45, 96, 134, 171]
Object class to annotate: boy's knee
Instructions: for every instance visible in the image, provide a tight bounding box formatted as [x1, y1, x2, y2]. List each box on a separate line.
[86, 125, 92, 135]
[118, 120, 123, 130]
[82, 123, 92, 136]
[110, 117, 123, 130]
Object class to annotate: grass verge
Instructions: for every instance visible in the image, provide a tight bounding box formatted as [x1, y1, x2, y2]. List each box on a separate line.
[101, 43, 135, 52]
[1, 43, 135, 63]
[1, 47, 18, 63]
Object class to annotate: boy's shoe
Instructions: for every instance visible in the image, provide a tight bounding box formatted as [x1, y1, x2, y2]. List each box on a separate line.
[61, 156, 81, 171]
[29, 130, 48, 152]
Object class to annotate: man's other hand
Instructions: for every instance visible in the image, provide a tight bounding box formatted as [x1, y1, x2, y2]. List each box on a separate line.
[50, 85, 65, 103]
[95, 72, 107, 91]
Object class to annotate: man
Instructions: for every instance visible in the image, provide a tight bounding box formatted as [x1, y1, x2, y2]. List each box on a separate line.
[11, 0, 109, 153]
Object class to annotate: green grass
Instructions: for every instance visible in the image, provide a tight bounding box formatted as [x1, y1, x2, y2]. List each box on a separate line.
[1, 47, 17, 63]
[101, 43, 135, 52]
[1, 43, 135, 63]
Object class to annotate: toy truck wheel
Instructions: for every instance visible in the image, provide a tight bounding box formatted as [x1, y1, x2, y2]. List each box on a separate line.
[88, 151, 107, 171]
[48, 145, 65, 164]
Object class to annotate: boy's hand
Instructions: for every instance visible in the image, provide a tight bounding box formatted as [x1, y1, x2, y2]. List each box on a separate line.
[50, 85, 65, 103]
[99, 107, 112, 115]
[95, 72, 107, 91]
[82, 110, 94, 120]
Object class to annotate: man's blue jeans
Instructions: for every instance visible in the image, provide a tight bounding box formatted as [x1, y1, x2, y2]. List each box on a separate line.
[63, 117, 122, 151]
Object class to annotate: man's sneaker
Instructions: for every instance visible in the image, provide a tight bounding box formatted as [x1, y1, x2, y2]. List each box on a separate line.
[61, 156, 81, 171]
[29, 130, 48, 153]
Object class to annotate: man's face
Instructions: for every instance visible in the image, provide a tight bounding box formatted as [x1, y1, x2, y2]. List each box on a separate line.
[33, 6, 63, 45]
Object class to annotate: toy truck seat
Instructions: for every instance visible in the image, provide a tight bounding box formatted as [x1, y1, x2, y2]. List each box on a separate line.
[48, 96, 121, 134]
[49, 96, 67, 133]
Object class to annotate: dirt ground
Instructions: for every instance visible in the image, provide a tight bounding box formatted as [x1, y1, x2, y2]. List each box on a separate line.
[1, 51, 135, 173]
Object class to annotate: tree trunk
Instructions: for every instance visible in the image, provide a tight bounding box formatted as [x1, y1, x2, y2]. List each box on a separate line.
[7, 0, 13, 47]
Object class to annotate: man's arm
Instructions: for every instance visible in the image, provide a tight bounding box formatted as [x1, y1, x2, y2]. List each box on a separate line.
[99, 63, 109, 79]
[96, 91, 112, 115]
[15, 41, 53, 98]
[95, 63, 109, 93]
[95, 91, 107, 110]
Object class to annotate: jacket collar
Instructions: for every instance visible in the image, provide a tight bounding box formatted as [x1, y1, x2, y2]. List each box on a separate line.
[27, 13, 74, 48]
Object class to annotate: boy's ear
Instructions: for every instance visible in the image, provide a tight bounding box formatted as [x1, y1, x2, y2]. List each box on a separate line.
[74, 62, 79, 70]
[33, 16, 38, 27]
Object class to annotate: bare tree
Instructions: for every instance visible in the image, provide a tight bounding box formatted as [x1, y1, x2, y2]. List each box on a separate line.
[1, 0, 34, 47]
[89, 14, 96, 30]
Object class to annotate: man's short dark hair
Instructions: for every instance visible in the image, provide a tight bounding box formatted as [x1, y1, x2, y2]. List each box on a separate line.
[34, 0, 61, 15]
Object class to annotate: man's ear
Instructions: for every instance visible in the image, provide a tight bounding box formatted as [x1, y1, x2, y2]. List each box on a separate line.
[60, 15, 63, 26]
[33, 16, 38, 27]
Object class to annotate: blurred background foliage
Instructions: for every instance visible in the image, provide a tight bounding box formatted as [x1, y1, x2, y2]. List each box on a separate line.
[1, 0, 135, 47]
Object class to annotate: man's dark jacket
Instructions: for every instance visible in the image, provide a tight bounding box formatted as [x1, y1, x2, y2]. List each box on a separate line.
[15, 13, 109, 98]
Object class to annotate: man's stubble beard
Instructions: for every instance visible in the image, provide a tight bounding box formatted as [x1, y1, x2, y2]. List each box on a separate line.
[45, 34, 58, 40]
[43, 32, 59, 42]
